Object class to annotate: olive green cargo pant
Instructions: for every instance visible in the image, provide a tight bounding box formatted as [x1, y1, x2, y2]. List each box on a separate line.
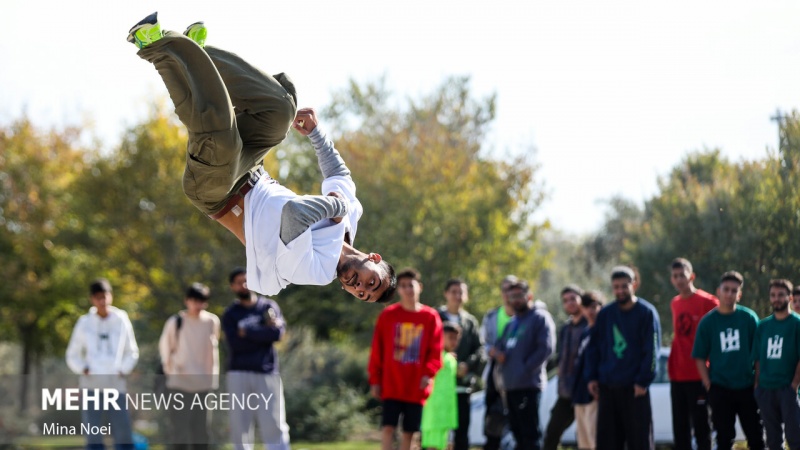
[138, 31, 297, 215]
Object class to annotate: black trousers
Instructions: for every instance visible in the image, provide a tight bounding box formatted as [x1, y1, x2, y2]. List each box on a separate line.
[454, 392, 471, 450]
[597, 384, 654, 450]
[507, 388, 542, 450]
[670, 381, 711, 450]
[707, 384, 765, 450]
[543, 396, 575, 450]
[484, 362, 506, 450]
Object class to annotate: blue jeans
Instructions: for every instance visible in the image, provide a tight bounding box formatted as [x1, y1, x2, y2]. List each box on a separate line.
[81, 391, 134, 450]
[754, 385, 800, 450]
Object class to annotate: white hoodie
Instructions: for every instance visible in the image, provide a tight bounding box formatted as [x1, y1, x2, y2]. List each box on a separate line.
[65, 305, 139, 391]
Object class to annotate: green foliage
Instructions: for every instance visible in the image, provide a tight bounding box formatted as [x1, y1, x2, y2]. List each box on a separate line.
[67, 103, 246, 345]
[0, 118, 89, 368]
[280, 328, 372, 442]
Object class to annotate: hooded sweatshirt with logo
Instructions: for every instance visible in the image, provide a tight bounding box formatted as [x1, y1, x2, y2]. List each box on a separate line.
[66, 305, 139, 391]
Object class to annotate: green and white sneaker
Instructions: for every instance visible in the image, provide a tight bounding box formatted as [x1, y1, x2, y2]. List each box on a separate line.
[127, 12, 162, 49]
[184, 21, 207, 48]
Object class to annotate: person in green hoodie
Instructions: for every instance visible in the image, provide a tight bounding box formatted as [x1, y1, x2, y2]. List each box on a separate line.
[421, 322, 461, 450]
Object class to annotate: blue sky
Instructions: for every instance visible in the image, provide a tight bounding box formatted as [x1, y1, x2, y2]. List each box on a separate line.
[3, 1, 798, 234]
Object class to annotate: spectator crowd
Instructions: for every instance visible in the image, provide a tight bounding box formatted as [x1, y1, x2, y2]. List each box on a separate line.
[63, 258, 800, 450]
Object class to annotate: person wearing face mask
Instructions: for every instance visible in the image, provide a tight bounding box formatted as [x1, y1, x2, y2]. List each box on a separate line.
[222, 268, 290, 450]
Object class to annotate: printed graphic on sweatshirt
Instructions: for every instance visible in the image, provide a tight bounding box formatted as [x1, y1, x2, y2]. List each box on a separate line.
[719, 328, 740, 353]
[767, 335, 784, 359]
[394, 323, 423, 364]
[505, 324, 526, 349]
[237, 314, 263, 330]
[613, 324, 627, 359]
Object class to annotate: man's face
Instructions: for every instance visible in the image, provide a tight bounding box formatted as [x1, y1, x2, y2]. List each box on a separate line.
[506, 287, 529, 313]
[185, 298, 208, 314]
[561, 291, 581, 316]
[670, 267, 693, 293]
[718, 281, 742, 308]
[611, 277, 635, 305]
[769, 286, 791, 313]
[444, 331, 460, 352]
[338, 256, 389, 303]
[90, 291, 112, 313]
[581, 302, 602, 323]
[397, 277, 422, 303]
[793, 294, 800, 314]
[230, 274, 252, 300]
[444, 283, 468, 309]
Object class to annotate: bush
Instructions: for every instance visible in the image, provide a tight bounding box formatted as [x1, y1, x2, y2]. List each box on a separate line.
[280, 327, 373, 442]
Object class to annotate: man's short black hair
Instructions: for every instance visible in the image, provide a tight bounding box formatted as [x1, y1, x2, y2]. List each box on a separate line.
[444, 278, 466, 292]
[580, 290, 606, 307]
[89, 278, 112, 295]
[396, 267, 422, 283]
[560, 284, 584, 297]
[443, 321, 462, 334]
[610, 265, 636, 282]
[719, 270, 744, 287]
[506, 279, 530, 294]
[229, 267, 246, 284]
[375, 261, 397, 304]
[501, 275, 519, 290]
[185, 282, 211, 301]
[671, 257, 693, 273]
[769, 278, 793, 295]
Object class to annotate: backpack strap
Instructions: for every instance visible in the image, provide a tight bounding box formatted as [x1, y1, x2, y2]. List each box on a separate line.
[171, 313, 183, 352]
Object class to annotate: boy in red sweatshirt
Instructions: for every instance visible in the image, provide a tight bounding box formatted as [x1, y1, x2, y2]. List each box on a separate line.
[369, 268, 443, 450]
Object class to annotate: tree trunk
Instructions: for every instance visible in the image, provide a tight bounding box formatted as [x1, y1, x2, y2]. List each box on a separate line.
[18, 324, 34, 414]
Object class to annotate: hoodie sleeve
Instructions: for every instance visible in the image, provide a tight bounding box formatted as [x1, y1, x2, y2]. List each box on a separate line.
[66, 316, 88, 375]
[308, 126, 351, 179]
[241, 301, 285, 344]
[523, 311, 555, 375]
[119, 312, 139, 375]
[368, 312, 385, 386]
[585, 311, 603, 383]
[158, 316, 177, 374]
[210, 314, 221, 376]
[634, 307, 658, 388]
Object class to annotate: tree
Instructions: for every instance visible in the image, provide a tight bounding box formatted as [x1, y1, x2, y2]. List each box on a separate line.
[68, 103, 246, 346]
[0, 118, 89, 410]
[270, 76, 549, 339]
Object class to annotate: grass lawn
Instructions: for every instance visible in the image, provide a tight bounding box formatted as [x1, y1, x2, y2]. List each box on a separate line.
[12, 436, 381, 449]
[292, 442, 379, 450]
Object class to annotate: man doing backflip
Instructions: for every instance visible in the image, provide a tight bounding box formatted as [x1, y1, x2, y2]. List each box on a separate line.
[128, 12, 396, 302]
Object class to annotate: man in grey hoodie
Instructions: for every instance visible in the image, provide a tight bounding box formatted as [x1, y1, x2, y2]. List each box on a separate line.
[490, 279, 556, 449]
